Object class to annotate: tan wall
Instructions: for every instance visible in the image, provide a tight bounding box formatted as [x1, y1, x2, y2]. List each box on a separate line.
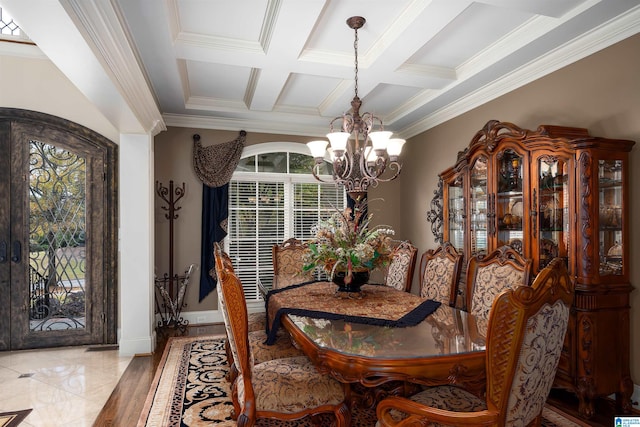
[0, 55, 118, 142]
[403, 33, 640, 384]
[153, 128, 320, 309]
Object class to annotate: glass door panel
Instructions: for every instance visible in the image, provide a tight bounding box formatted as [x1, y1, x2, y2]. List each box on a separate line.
[28, 140, 87, 331]
[598, 160, 623, 276]
[469, 156, 488, 255]
[447, 177, 464, 252]
[537, 156, 570, 270]
[496, 149, 524, 253]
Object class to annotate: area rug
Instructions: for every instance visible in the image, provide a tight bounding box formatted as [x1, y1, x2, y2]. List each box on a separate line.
[0, 409, 32, 427]
[137, 335, 587, 426]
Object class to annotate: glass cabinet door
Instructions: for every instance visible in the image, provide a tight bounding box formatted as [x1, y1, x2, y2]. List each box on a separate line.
[598, 159, 623, 276]
[447, 176, 464, 253]
[469, 156, 488, 256]
[536, 155, 570, 270]
[496, 149, 524, 253]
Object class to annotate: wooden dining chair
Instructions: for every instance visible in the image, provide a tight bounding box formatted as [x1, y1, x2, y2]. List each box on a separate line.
[272, 237, 314, 289]
[465, 245, 532, 323]
[377, 257, 574, 427]
[252, 237, 314, 333]
[211, 250, 267, 333]
[213, 244, 302, 385]
[214, 244, 351, 426]
[384, 240, 418, 292]
[418, 242, 463, 307]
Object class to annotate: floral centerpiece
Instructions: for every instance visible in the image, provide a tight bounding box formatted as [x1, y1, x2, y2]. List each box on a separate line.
[303, 202, 395, 291]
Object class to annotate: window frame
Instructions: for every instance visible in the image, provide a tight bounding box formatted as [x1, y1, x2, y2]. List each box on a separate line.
[227, 142, 342, 311]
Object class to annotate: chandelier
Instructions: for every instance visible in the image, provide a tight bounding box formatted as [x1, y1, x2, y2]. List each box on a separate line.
[307, 16, 405, 201]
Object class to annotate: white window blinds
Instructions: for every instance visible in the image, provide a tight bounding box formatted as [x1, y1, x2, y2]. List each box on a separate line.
[228, 148, 344, 302]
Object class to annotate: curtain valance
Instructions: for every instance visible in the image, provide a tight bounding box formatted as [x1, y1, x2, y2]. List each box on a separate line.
[193, 130, 246, 187]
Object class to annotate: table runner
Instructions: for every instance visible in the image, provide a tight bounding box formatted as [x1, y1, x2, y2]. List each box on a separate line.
[265, 281, 440, 345]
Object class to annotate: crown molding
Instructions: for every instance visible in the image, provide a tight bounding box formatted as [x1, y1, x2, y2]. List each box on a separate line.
[61, 0, 166, 135]
[162, 113, 326, 137]
[401, 6, 640, 138]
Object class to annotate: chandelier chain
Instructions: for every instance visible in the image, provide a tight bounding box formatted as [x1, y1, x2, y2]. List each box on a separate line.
[353, 26, 359, 100]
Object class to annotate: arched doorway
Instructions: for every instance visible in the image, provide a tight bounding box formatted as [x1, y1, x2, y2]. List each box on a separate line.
[0, 108, 117, 350]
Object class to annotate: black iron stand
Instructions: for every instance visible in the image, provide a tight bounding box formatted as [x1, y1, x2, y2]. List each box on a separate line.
[155, 180, 193, 332]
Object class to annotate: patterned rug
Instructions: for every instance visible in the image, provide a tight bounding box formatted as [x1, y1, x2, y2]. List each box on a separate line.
[0, 409, 31, 427]
[137, 335, 588, 426]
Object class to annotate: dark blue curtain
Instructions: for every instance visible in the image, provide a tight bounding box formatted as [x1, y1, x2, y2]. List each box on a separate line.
[199, 183, 229, 301]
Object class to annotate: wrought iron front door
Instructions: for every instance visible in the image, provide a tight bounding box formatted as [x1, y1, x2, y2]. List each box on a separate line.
[0, 110, 117, 350]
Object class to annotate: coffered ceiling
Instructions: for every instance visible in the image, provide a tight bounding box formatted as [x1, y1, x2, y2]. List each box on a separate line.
[3, 0, 640, 138]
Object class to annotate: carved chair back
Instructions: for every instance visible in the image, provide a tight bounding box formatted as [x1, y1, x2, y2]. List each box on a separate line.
[213, 244, 251, 386]
[485, 257, 573, 425]
[466, 245, 532, 322]
[418, 242, 463, 306]
[377, 258, 574, 426]
[384, 240, 418, 292]
[272, 237, 314, 289]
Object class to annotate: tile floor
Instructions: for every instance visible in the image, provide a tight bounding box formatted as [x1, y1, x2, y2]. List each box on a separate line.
[0, 346, 131, 426]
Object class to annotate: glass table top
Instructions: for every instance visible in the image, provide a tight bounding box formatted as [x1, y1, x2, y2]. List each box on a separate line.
[287, 303, 486, 360]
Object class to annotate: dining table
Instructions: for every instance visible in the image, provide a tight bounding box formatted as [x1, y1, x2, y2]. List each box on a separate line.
[264, 280, 487, 398]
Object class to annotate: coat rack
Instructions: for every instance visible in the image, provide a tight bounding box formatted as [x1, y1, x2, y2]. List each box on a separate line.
[155, 180, 195, 331]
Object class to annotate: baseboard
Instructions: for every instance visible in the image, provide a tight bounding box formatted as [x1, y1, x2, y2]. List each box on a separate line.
[119, 335, 154, 356]
[161, 309, 224, 326]
[168, 304, 265, 327]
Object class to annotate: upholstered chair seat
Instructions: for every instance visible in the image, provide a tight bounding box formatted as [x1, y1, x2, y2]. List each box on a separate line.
[236, 356, 347, 414]
[377, 258, 573, 427]
[248, 329, 303, 364]
[382, 385, 487, 425]
[384, 241, 418, 292]
[247, 312, 266, 332]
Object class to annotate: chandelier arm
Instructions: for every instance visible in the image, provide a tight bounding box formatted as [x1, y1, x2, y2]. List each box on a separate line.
[330, 115, 354, 133]
[359, 154, 385, 181]
[366, 161, 402, 184]
[310, 163, 331, 183]
[333, 152, 354, 181]
[360, 112, 382, 134]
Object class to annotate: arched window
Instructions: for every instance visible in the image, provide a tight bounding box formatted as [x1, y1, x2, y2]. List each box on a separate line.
[227, 142, 345, 304]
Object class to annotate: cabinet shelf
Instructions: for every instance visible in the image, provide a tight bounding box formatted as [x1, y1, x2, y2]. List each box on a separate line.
[497, 191, 523, 197]
[540, 187, 565, 195]
[498, 226, 523, 231]
[600, 226, 622, 231]
[599, 179, 622, 188]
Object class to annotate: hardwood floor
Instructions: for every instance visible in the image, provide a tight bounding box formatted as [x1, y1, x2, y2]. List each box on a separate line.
[94, 323, 631, 427]
[93, 323, 226, 426]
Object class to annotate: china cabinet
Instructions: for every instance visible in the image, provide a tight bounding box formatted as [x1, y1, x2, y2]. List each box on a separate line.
[433, 120, 634, 418]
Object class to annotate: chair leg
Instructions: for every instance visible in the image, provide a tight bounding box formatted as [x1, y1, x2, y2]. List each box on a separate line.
[333, 401, 352, 427]
[231, 378, 241, 422]
[529, 414, 542, 427]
